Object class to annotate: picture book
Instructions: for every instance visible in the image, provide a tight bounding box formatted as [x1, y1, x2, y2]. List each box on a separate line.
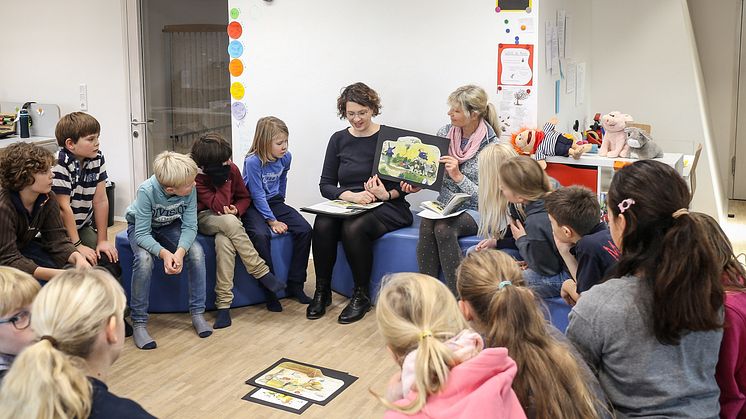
[301, 200, 383, 218]
[373, 125, 449, 191]
[242, 387, 311, 414]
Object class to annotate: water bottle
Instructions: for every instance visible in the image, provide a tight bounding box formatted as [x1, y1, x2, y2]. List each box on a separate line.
[18, 109, 30, 138]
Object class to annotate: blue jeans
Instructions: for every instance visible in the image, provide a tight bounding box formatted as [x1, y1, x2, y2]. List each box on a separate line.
[127, 221, 206, 324]
[522, 269, 570, 298]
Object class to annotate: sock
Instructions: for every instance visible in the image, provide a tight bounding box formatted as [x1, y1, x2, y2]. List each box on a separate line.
[133, 325, 157, 350]
[213, 309, 232, 329]
[192, 314, 213, 338]
[257, 271, 285, 293]
[124, 318, 134, 338]
[265, 291, 283, 312]
[287, 282, 312, 304]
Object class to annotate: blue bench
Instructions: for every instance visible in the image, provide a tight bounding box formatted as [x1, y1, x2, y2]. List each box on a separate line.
[115, 230, 294, 312]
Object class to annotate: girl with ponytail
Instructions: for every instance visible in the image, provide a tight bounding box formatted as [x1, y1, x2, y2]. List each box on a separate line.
[374, 272, 525, 418]
[567, 160, 724, 418]
[456, 250, 608, 419]
[0, 269, 154, 419]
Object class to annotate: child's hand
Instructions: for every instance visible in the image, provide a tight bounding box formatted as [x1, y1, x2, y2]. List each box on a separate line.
[365, 175, 388, 201]
[268, 220, 288, 234]
[509, 219, 527, 240]
[161, 249, 182, 275]
[96, 241, 119, 263]
[223, 205, 239, 216]
[516, 260, 528, 271]
[439, 156, 464, 183]
[561, 279, 578, 306]
[352, 191, 376, 205]
[77, 244, 99, 265]
[71, 252, 92, 269]
[475, 238, 497, 252]
[399, 181, 421, 194]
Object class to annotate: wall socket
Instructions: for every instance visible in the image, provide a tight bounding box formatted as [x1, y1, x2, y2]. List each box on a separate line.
[79, 84, 88, 111]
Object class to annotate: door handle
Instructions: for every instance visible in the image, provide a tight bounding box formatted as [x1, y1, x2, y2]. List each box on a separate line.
[131, 119, 155, 125]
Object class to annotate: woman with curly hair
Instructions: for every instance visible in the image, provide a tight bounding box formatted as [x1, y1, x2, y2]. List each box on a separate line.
[0, 142, 89, 280]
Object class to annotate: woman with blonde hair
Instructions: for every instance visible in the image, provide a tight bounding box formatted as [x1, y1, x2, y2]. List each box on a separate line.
[456, 250, 608, 418]
[0, 269, 154, 419]
[375, 272, 525, 418]
[402, 85, 501, 295]
[472, 143, 520, 256]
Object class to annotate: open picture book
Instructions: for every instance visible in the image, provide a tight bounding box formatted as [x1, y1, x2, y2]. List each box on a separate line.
[417, 193, 470, 219]
[300, 200, 383, 217]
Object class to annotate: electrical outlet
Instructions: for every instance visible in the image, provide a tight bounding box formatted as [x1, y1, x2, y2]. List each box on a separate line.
[79, 84, 88, 111]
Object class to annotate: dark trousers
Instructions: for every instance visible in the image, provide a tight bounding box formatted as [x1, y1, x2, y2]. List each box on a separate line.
[242, 196, 312, 286]
[20, 239, 59, 269]
[312, 212, 389, 289]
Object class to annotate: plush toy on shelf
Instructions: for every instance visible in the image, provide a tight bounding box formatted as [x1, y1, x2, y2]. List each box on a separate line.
[625, 127, 663, 160]
[582, 113, 603, 145]
[598, 111, 633, 158]
[510, 117, 593, 169]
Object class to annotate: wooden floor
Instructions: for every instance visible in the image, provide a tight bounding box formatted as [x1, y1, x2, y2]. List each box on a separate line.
[106, 222, 395, 419]
[105, 201, 746, 418]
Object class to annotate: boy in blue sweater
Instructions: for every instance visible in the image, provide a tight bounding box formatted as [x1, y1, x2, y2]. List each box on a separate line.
[125, 151, 211, 349]
[242, 117, 312, 311]
[544, 185, 620, 306]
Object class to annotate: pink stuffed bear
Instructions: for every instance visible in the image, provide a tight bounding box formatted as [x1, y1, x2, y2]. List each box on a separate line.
[598, 111, 633, 158]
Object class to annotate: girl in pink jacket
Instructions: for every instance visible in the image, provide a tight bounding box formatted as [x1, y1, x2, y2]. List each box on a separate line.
[374, 272, 526, 419]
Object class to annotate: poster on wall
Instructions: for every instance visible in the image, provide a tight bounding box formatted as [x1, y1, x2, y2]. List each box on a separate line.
[497, 44, 534, 87]
[496, 0, 532, 12]
[497, 86, 536, 142]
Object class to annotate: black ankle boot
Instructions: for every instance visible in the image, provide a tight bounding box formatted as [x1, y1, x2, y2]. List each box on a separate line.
[338, 287, 371, 324]
[306, 280, 332, 320]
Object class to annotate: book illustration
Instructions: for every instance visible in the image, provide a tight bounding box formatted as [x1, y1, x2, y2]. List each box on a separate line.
[378, 137, 440, 186]
[255, 361, 345, 402]
[242, 387, 311, 414]
[420, 193, 470, 215]
[301, 200, 383, 217]
[373, 126, 449, 191]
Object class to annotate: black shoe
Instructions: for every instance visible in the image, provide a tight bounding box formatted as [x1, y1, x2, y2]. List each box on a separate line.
[287, 282, 312, 304]
[265, 291, 283, 312]
[124, 318, 133, 338]
[337, 287, 371, 324]
[306, 281, 332, 320]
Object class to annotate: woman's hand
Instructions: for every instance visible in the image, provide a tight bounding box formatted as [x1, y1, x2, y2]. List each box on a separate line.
[365, 175, 388, 201]
[474, 238, 497, 252]
[399, 181, 422, 194]
[439, 156, 464, 183]
[351, 191, 377, 205]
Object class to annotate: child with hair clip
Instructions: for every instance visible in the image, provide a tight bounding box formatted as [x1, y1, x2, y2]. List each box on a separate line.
[690, 212, 746, 418]
[191, 132, 281, 327]
[374, 272, 526, 419]
[243, 116, 313, 312]
[567, 160, 724, 418]
[471, 143, 520, 258]
[0, 266, 41, 384]
[498, 156, 568, 297]
[456, 250, 609, 419]
[0, 268, 155, 419]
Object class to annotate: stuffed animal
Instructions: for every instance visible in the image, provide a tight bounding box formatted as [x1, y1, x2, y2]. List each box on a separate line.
[598, 111, 633, 158]
[582, 113, 603, 145]
[625, 127, 663, 160]
[511, 117, 592, 169]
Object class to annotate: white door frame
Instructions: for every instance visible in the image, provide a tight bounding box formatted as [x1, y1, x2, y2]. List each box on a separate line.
[733, 0, 746, 199]
[123, 0, 150, 196]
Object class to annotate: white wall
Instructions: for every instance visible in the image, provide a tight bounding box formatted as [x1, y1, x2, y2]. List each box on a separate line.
[587, 0, 721, 215]
[0, 0, 133, 217]
[688, 0, 741, 199]
[230, 0, 504, 212]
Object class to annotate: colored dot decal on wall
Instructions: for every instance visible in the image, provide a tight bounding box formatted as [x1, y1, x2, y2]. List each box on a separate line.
[506, 29, 510, 33]
[230, 82, 245, 100]
[231, 102, 247, 120]
[521, 25, 526, 30]
[228, 40, 244, 58]
[228, 21, 242, 39]
[495, 7, 501, 13]
[230, 8, 240, 19]
[504, 19, 509, 24]
[229, 59, 244, 77]
[525, 7, 532, 13]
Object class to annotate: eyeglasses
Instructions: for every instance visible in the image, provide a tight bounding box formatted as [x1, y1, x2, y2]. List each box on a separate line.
[0, 310, 31, 330]
[346, 110, 370, 119]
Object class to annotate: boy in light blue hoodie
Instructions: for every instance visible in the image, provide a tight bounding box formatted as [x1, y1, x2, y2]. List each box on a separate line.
[125, 151, 212, 350]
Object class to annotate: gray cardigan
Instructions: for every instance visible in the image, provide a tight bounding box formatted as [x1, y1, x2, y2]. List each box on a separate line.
[435, 122, 498, 210]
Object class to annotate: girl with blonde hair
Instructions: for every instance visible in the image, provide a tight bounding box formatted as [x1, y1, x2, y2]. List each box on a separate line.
[403, 85, 501, 295]
[472, 143, 520, 256]
[0, 269, 154, 419]
[456, 250, 608, 418]
[375, 272, 525, 418]
[498, 156, 567, 297]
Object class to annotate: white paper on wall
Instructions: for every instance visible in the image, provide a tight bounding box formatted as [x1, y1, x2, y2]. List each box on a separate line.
[557, 9, 566, 58]
[544, 21, 553, 71]
[565, 61, 576, 94]
[550, 26, 560, 79]
[497, 86, 537, 141]
[576, 62, 586, 106]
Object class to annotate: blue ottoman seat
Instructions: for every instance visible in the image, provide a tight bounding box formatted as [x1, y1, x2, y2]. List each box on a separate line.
[116, 230, 294, 312]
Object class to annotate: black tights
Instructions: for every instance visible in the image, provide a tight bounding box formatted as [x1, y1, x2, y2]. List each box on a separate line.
[312, 212, 389, 289]
[417, 212, 478, 295]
